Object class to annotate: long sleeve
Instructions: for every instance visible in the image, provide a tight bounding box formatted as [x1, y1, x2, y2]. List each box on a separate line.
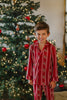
[26, 45, 33, 80]
[51, 45, 58, 82]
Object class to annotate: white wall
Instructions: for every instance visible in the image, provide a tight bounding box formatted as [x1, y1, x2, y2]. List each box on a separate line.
[33, 0, 64, 51]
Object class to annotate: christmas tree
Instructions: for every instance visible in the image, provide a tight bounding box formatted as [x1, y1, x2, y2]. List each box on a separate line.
[0, 0, 45, 100]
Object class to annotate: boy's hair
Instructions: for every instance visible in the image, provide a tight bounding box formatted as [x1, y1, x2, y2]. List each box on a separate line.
[34, 21, 50, 34]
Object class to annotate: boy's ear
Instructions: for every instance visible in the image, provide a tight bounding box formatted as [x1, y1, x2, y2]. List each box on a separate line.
[48, 32, 50, 37]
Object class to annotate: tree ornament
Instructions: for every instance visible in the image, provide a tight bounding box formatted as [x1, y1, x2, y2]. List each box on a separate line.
[65, 55, 67, 60]
[25, 16, 30, 21]
[33, 40, 38, 43]
[2, 47, 7, 52]
[25, 36, 30, 41]
[16, 24, 19, 31]
[59, 84, 64, 88]
[30, 7, 34, 10]
[12, 0, 16, 5]
[33, 32, 36, 35]
[24, 66, 27, 71]
[0, 29, 2, 34]
[22, 51, 25, 55]
[24, 44, 29, 49]
[25, 56, 27, 59]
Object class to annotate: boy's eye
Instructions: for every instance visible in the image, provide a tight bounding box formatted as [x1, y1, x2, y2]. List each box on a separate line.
[38, 33, 40, 35]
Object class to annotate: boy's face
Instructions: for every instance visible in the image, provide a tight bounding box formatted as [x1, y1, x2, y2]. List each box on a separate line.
[35, 29, 50, 44]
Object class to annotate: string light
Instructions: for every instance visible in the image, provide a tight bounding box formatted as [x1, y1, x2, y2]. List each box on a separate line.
[18, 88, 20, 90]
[5, 54, 8, 56]
[14, 94, 16, 97]
[22, 51, 25, 55]
[29, 88, 32, 91]
[25, 56, 27, 59]
[5, 71, 7, 74]
[23, 76, 25, 78]
[4, 62, 6, 65]
[5, 66, 7, 68]
[21, 65, 23, 68]
[30, 94, 33, 96]
[15, 71, 17, 74]
[64, 65, 66, 68]
[17, 94, 20, 96]
[22, 31, 24, 34]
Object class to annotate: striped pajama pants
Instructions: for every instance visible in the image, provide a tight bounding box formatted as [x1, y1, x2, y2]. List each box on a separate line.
[33, 85, 54, 100]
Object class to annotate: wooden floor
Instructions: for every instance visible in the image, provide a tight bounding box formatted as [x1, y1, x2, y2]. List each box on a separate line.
[0, 91, 67, 100]
[54, 91, 67, 100]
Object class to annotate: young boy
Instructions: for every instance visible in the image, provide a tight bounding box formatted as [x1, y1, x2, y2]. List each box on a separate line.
[26, 22, 58, 100]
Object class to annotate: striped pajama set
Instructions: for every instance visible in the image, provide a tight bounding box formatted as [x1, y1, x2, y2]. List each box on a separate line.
[26, 40, 58, 100]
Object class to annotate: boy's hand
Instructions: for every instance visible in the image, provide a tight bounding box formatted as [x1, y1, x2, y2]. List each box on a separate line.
[28, 80, 33, 85]
[50, 81, 56, 89]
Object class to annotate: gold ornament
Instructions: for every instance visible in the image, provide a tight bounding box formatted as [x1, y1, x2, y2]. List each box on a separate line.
[5, 72, 7, 74]
[30, 94, 33, 96]
[12, 0, 16, 5]
[29, 88, 32, 91]
[23, 76, 25, 78]
[22, 51, 25, 55]
[14, 32, 15, 34]
[22, 31, 24, 34]
[18, 88, 20, 90]
[57, 52, 65, 66]
[25, 36, 30, 41]
[5, 53, 8, 56]
[21, 65, 23, 68]
[13, 51, 15, 54]
[17, 94, 20, 96]
[16, 58, 17, 60]
[64, 65, 66, 68]
[15, 71, 17, 74]
[14, 94, 16, 97]
[5, 66, 7, 68]
[33, 32, 36, 35]
[25, 56, 27, 59]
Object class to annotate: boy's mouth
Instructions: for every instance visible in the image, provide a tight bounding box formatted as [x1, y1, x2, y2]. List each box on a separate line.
[40, 39, 44, 41]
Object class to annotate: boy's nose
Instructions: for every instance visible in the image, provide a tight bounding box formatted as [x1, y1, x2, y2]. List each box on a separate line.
[40, 35, 43, 38]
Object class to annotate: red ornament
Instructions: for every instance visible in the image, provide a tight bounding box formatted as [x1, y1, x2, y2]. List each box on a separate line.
[24, 44, 29, 49]
[0, 29, 2, 33]
[59, 84, 64, 88]
[65, 55, 67, 59]
[33, 40, 38, 43]
[2, 47, 7, 52]
[25, 16, 30, 21]
[30, 7, 34, 10]
[24, 66, 27, 71]
[16, 24, 19, 31]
